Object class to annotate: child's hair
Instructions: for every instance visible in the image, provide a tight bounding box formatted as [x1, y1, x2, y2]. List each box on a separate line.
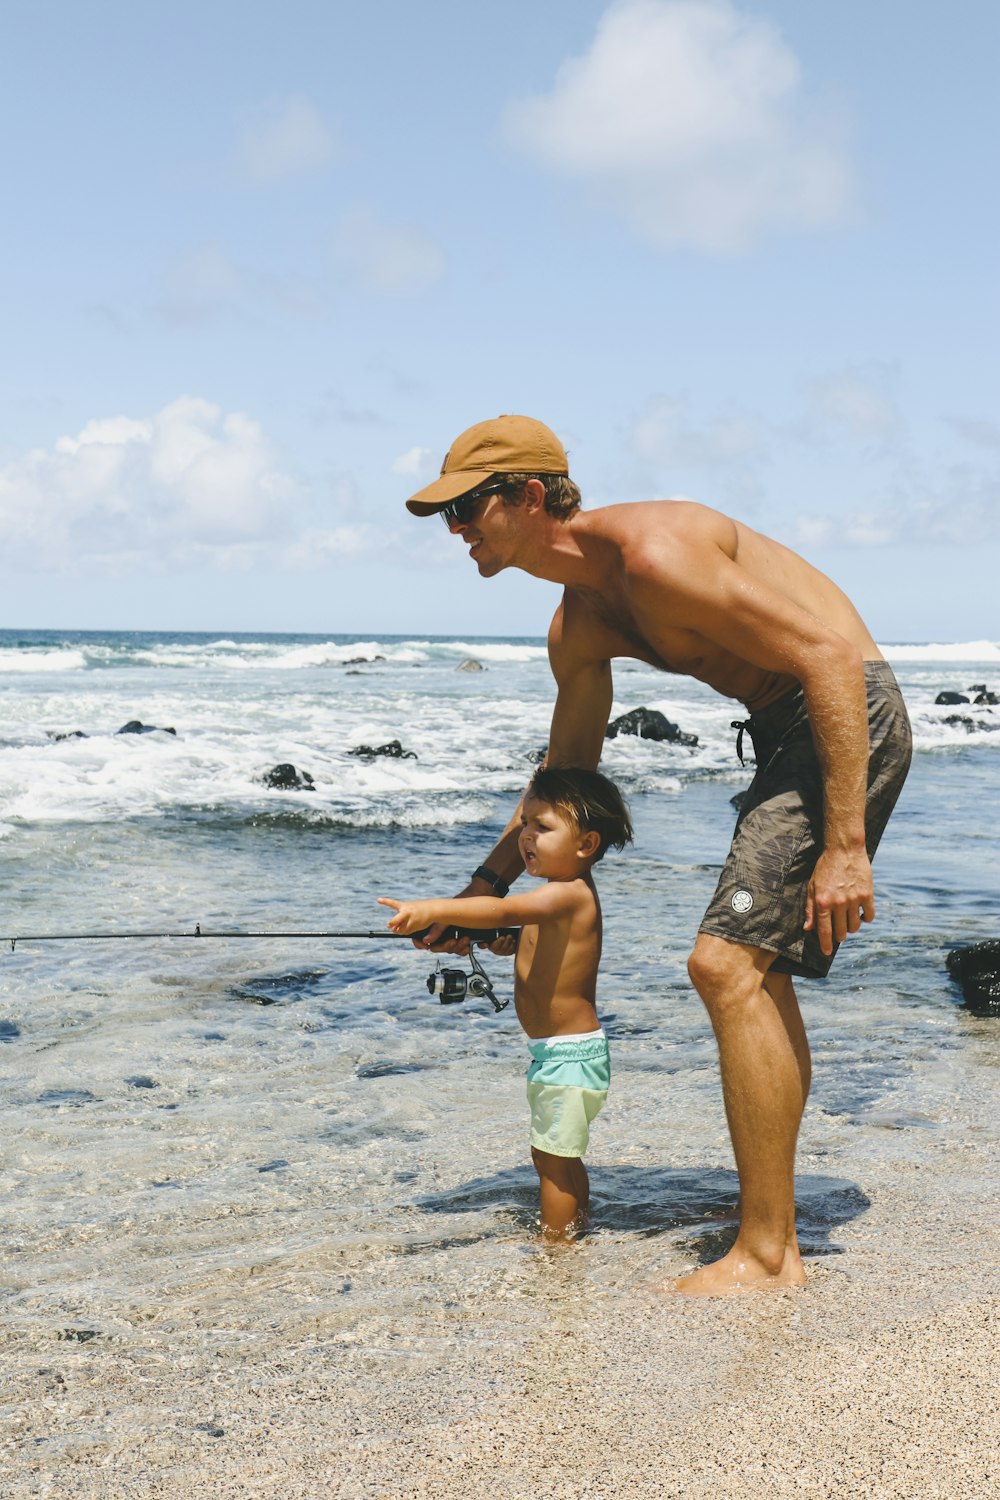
[527, 766, 633, 860]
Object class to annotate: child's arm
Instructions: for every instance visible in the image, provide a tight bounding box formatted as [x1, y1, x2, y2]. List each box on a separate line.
[377, 881, 583, 937]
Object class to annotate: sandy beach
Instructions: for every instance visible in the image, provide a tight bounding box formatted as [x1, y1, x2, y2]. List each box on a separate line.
[4, 1028, 997, 1500]
[3, 634, 999, 1497]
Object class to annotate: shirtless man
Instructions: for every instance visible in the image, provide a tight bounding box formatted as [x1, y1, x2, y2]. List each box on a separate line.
[404, 414, 912, 1294]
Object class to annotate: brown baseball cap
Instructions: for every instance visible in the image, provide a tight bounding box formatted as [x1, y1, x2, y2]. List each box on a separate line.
[405, 414, 568, 515]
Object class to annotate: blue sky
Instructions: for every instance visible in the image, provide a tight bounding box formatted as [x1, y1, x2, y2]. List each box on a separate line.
[1, 0, 997, 641]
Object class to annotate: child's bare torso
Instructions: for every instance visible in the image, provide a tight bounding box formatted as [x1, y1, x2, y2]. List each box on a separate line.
[514, 879, 603, 1039]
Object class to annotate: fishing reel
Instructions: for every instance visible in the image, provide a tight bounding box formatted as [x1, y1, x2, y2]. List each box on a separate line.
[426, 947, 508, 1013]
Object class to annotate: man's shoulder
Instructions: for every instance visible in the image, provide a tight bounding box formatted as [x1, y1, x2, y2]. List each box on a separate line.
[584, 496, 722, 531]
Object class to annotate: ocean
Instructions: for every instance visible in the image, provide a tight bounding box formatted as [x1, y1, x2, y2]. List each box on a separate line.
[2, 628, 999, 1384]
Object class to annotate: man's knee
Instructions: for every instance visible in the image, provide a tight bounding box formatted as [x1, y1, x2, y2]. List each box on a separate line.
[688, 933, 765, 1011]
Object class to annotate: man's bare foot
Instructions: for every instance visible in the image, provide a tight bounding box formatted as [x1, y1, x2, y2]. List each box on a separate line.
[668, 1242, 806, 1297]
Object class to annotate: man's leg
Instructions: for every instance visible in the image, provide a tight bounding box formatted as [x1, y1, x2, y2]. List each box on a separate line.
[673, 933, 810, 1294]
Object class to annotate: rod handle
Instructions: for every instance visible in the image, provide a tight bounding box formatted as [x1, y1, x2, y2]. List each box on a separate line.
[411, 925, 518, 945]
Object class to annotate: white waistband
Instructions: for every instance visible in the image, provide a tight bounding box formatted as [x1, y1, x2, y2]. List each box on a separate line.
[531, 1028, 605, 1046]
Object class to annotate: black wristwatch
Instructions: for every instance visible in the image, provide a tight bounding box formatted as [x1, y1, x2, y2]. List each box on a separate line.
[472, 864, 510, 897]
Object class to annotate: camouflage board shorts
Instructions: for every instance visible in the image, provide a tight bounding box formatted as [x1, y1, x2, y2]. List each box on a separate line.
[698, 660, 912, 979]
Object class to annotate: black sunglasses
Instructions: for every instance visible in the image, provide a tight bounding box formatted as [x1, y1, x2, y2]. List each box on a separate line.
[439, 481, 508, 529]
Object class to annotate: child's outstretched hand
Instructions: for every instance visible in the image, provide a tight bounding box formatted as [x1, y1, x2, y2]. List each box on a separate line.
[378, 897, 435, 936]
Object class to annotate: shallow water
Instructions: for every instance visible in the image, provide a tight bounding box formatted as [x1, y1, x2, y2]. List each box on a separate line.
[2, 629, 999, 1364]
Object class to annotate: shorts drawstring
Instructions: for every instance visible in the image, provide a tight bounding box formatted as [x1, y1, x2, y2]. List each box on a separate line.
[731, 719, 752, 767]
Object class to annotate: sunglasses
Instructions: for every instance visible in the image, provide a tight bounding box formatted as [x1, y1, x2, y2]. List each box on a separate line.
[439, 481, 508, 529]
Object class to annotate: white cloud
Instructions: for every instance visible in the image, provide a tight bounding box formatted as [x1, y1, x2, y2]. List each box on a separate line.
[805, 367, 902, 437]
[633, 394, 766, 470]
[503, 0, 853, 253]
[0, 397, 295, 571]
[391, 446, 435, 477]
[791, 455, 1000, 551]
[950, 416, 1000, 452]
[280, 524, 382, 570]
[238, 95, 340, 182]
[333, 207, 446, 295]
[0, 400, 450, 577]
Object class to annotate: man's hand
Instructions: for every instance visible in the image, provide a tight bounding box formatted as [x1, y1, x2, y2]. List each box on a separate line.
[803, 847, 874, 955]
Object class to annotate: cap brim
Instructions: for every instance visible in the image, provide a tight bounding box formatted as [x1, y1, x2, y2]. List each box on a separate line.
[405, 467, 497, 516]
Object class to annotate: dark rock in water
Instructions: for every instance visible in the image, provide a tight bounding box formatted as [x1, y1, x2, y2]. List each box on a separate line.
[943, 714, 999, 733]
[605, 707, 698, 747]
[935, 691, 969, 705]
[344, 655, 385, 666]
[125, 1074, 158, 1089]
[261, 763, 315, 790]
[456, 658, 484, 672]
[525, 747, 547, 765]
[968, 684, 987, 694]
[48, 730, 88, 742]
[0, 1019, 21, 1042]
[348, 739, 416, 760]
[946, 942, 1000, 1015]
[730, 789, 749, 810]
[118, 720, 177, 736]
[974, 691, 1000, 705]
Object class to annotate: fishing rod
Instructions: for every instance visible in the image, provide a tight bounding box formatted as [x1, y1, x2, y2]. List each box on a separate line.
[4, 923, 519, 1012]
[5, 923, 517, 949]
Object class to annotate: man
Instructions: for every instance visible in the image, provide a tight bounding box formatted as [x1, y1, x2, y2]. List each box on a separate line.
[405, 414, 911, 1294]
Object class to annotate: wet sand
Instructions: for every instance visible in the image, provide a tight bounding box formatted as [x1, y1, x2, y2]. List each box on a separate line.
[4, 1091, 998, 1500]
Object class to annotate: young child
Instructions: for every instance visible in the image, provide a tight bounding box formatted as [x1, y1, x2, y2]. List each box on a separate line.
[378, 766, 633, 1241]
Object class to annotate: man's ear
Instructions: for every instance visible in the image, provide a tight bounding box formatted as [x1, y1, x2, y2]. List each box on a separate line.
[522, 478, 546, 513]
[577, 829, 601, 860]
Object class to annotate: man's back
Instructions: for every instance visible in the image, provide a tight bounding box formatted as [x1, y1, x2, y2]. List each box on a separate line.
[552, 499, 883, 711]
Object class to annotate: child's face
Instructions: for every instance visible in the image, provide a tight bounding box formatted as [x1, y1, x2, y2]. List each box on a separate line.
[518, 796, 596, 880]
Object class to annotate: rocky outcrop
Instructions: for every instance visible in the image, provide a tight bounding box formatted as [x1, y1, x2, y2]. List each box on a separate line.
[936, 686, 999, 706]
[605, 707, 698, 747]
[261, 763, 315, 790]
[946, 942, 1000, 1015]
[347, 739, 417, 760]
[456, 659, 484, 672]
[117, 721, 177, 736]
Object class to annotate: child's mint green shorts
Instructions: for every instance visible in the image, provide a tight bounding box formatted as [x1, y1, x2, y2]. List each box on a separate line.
[526, 1030, 610, 1159]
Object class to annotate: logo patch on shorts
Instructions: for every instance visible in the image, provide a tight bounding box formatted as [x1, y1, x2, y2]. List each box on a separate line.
[731, 889, 754, 914]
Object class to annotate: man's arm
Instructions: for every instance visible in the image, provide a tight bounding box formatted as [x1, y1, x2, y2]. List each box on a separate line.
[633, 537, 872, 954]
[415, 597, 613, 949]
[470, 603, 614, 889]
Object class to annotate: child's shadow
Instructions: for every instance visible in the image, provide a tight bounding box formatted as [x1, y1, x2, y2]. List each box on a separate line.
[415, 1165, 869, 1258]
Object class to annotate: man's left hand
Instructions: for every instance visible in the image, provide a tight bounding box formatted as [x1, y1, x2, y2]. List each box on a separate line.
[803, 847, 874, 955]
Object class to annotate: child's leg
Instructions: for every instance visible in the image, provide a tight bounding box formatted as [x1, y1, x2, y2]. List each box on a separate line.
[531, 1147, 589, 1239]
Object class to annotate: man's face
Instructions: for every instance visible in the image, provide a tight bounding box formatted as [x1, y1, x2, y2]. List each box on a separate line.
[442, 490, 517, 578]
